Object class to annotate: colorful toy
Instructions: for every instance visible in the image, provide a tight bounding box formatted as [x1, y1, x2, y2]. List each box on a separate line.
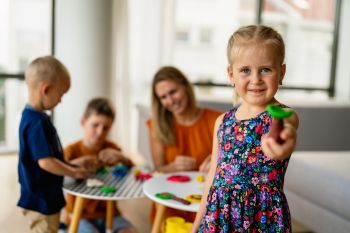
[112, 163, 128, 177]
[167, 175, 191, 183]
[100, 186, 117, 194]
[184, 194, 202, 203]
[266, 104, 293, 144]
[135, 172, 153, 181]
[165, 216, 192, 233]
[96, 166, 109, 175]
[196, 175, 204, 182]
[155, 192, 191, 205]
[86, 178, 104, 187]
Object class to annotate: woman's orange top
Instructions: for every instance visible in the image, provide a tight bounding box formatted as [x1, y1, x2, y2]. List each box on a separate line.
[147, 108, 222, 168]
[147, 108, 222, 222]
[64, 140, 121, 222]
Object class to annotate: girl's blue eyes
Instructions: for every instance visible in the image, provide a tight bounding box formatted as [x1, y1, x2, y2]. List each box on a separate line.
[239, 68, 272, 75]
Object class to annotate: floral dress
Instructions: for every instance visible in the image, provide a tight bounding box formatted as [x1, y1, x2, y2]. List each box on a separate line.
[199, 107, 291, 233]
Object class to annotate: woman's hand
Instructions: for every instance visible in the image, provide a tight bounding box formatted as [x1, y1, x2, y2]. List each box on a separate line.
[199, 155, 211, 173]
[98, 148, 127, 167]
[171, 155, 196, 171]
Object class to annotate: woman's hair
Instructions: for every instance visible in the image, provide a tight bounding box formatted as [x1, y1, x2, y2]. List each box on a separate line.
[227, 25, 285, 66]
[151, 66, 196, 145]
[83, 97, 115, 121]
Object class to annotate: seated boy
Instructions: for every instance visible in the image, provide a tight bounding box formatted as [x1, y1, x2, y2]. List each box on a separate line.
[64, 97, 137, 233]
[17, 56, 89, 233]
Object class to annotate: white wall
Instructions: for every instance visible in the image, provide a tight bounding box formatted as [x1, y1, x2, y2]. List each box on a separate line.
[54, 0, 113, 146]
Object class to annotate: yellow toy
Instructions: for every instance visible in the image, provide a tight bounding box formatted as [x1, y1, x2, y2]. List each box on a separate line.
[196, 175, 204, 182]
[165, 216, 193, 233]
[184, 194, 202, 203]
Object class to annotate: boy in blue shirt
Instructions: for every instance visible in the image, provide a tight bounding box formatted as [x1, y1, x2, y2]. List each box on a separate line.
[18, 56, 89, 233]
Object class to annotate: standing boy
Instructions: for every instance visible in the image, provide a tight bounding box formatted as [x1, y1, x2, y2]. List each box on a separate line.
[18, 56, 88, 233]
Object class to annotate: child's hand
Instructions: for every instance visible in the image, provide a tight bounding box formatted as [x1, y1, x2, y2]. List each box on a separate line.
[261, 120, 297, 160]
[98, 148, 126, 166]
[172, 155, 196, 171]
[72, 166, 89, 180]
[70, 156, 100, 172]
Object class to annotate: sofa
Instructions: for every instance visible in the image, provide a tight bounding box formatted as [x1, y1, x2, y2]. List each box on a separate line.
[136, 100, 350, 232]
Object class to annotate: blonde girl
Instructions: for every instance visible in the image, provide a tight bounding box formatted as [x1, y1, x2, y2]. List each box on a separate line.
[191, 25, 299, 233]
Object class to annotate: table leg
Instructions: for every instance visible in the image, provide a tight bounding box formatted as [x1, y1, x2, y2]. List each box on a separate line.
[152, 203, 166, 233]
[106, 200, 115, 233]
[68, 196, 85, 233]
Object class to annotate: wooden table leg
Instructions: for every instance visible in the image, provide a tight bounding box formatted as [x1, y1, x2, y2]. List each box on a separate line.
[106, 200, 115, 233]
[152, 203, 166, 233]
[68, 196, 85, 233]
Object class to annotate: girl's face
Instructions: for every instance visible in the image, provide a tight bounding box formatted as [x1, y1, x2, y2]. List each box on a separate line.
[155, 80, 189, 116]
[228, 45, 285, 108]
[81, 113, 113, 149]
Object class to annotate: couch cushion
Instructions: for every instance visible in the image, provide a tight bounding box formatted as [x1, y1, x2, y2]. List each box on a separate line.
[285, 151, 350, 220]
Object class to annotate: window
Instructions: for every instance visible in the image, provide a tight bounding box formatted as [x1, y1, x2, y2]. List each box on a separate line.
[166, 0, 340, 99]
[172, 0, 256, 85]
[0, 0, 53, 150]
[262, 0, 337, 96]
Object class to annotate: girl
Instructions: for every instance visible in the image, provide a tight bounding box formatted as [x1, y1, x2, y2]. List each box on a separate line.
[191, 25, 299, 233]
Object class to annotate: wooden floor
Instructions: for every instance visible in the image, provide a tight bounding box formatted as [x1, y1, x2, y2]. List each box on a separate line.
[0, 154, 311, 233]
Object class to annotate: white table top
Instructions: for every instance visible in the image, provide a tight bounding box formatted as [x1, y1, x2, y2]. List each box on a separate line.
[63, 171, 145, 201]
[143, 171, 205, 212]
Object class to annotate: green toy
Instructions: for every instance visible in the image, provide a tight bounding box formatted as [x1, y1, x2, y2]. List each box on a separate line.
[266, 104, 293, 144]
[96, 166, 109, 175]
[100, 186, 117, 194]
[155, 192, 191, 205]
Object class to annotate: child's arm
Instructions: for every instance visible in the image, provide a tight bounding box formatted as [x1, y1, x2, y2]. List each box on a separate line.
[38, 157, 89, 179]
[191, 114, 222, 233]
[262, 111, 299, 160]
[198, 155, 211, 173]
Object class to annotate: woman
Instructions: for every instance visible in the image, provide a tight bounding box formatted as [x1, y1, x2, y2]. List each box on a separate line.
[147, 66, 222, 221]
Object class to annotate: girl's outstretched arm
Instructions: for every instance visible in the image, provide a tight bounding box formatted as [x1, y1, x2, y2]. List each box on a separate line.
[191, 114, 223, 233]
[262, 111, 299, 160]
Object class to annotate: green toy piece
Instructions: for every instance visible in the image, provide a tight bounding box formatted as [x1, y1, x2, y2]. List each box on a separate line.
[266, 104, 294, 144]
[100, 186, 117, 194]
[96, 166, 109, 175]
[155, 193, 174, 199]
[266, 105, 293, 119]
[155, 192, 191, 205]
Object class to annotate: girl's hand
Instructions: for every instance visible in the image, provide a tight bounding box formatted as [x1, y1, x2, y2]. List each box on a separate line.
[261, 121, 297, 160]
[98, 148, 126, 166]
[199, 155, 211, 173]
[172, 155, 196, 171]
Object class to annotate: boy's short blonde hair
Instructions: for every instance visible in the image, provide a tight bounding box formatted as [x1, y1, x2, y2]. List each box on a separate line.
[25, 56, 70, 87]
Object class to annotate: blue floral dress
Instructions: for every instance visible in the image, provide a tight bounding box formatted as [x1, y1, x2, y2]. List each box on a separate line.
[199, 107, 291, 233]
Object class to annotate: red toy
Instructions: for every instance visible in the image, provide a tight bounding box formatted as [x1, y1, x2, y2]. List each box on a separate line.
[167, 175, 191, 183]
[135, 172, 152, 181]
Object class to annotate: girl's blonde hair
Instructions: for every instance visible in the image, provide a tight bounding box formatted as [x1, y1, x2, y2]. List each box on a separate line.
[151, 66, 196, 145]
[227, 25, 285, 66]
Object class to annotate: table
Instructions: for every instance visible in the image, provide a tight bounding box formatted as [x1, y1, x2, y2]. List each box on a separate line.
[63, 171, 145, 233]
[143, 171, 204, 233]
